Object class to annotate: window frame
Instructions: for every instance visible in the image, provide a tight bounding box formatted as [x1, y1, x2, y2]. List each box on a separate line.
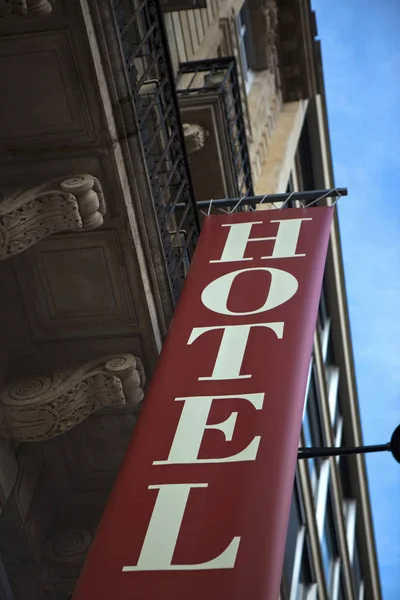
[236, 4, 254, 92]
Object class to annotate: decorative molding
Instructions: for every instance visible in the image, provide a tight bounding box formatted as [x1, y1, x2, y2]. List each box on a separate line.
[0, 30, 97, 151]
[0, 0, 53, 17]
[276, 0, 320, 101]
[218, 16, 235, 57]
[14, 229, 140, 341]
[0, 174, 105, 261]
[0, 354, 145, 442]
[183, 123, 209, 155]
[244, 0, 280, 82]
[263, 0, 280, 79]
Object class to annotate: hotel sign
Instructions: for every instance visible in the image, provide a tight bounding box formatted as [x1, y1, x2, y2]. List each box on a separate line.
[73, 207, 333, 600]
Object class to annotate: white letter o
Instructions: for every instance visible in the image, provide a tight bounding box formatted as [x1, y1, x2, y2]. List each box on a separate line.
[201, 267, 298, 316]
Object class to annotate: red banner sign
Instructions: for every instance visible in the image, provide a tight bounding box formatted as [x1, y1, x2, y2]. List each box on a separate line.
[73, 207, 333, 600]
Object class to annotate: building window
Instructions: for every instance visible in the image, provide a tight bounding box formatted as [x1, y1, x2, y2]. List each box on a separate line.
[318, 290, 331, 364]
[297, 120, 315, 191]
[294, 560, 316, 600]
[318, 286, 329, 332]
[282, 474, 317, 600]
[343, 499, 357, 563]
[337, 575, 346, 600]
[236, 4, 254, 91]
[302, 365, 325, 494]
[302, 413, 317, 493]
[283, 480, 304, 587]
[304, 585, 318, 600]
[330, 559, 343, 600]
[325, 363, 343, 455]
[316, 459, 330, 536]
[353, 540, 364, 600]
[283, 492, 317, 600]
[358, 582, 365, 600]
[326, 365, 340, 426]
[338, 455, 352, 499]
[334, 413, 343, 465]
[320, 496, 339, 595]
[321, 515, 334, 585]
[325, 335, 335, 366]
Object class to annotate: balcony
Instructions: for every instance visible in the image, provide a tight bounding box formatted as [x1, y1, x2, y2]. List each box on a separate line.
[176, 57, 254, 202]
[112, 0, 200, 301]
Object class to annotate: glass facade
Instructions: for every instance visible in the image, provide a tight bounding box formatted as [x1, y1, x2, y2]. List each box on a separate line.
[321, 496, 338, 593]
[281, 128, 368, 599]
[302, 367, 324, 495]
[281, 274, 367, 599]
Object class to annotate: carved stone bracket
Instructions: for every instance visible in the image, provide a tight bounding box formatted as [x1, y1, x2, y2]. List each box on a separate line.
[0, 0, 53, 17]
[0, 174, 106, 261]
[0, 354, 145, 442]
[183, 123, 209, 155]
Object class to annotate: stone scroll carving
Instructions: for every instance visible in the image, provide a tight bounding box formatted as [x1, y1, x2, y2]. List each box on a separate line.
[0, 174, 106, 261]
[183, 123, 209, 155]
[0, 0, 53, 17]
[43, 528, 93, 598]
[0, 354, 145, 442]
[47, 527, 92, 568]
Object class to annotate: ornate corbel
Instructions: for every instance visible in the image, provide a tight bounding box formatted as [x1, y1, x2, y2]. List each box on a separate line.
[183, 123, 209, 155]
[0, 174, 106, 261]
[0, 354, 145, 442]
[0, 0, 53, 16]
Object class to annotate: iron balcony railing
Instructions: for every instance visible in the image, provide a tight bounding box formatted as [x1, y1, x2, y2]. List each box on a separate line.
[176, 57, 254, 198]
[111, 0, 200, 302]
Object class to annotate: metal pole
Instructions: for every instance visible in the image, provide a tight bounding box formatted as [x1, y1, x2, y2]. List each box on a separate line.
[176, 188, 347, 210]
[298, 425, 400, 462]
[298, 443, 390, 460]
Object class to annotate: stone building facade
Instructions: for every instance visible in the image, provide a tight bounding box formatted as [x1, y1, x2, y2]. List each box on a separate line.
[0, 1, 381, 599]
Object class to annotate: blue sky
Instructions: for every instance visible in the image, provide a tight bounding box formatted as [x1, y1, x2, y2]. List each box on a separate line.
[313, 1, 400, 597]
